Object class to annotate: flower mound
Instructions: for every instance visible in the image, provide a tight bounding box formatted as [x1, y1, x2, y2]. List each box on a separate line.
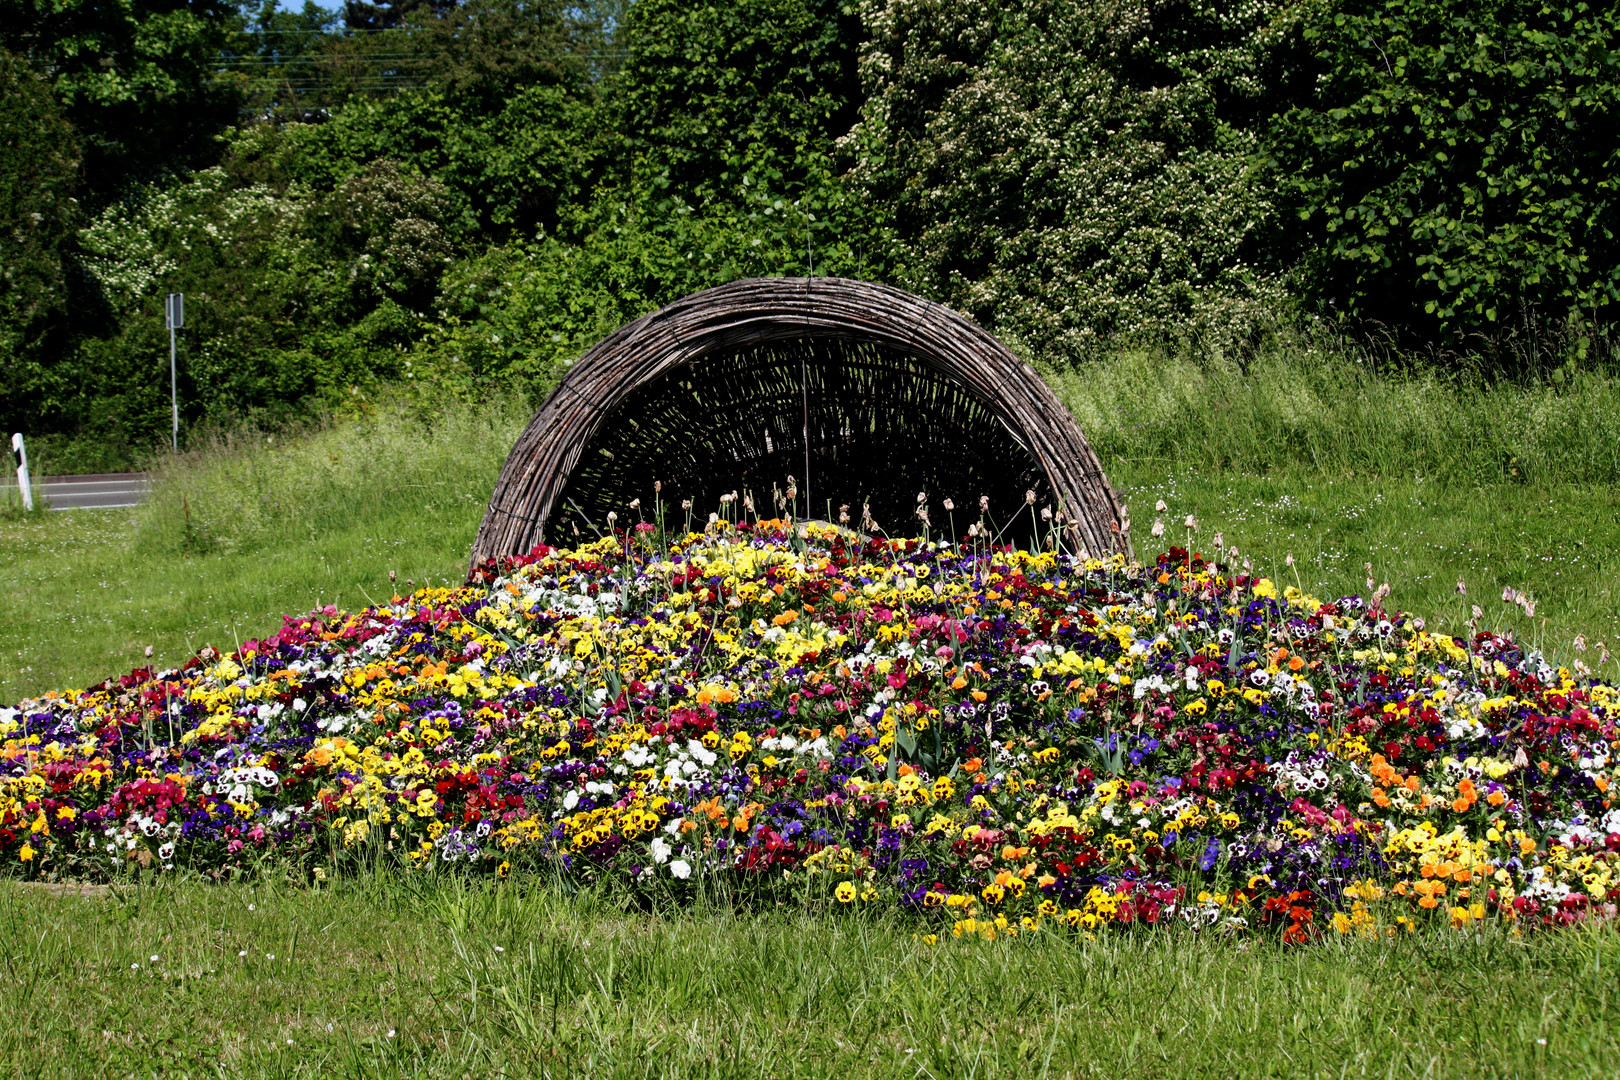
[5, 523, 1619, 942]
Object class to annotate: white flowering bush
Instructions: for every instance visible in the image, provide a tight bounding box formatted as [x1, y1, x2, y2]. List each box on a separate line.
[843, 0, 1298, 354]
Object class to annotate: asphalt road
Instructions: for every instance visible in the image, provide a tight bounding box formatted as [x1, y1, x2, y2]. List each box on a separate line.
[4, 472, 152, 510]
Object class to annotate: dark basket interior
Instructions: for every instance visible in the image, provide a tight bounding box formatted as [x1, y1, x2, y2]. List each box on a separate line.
[549, 337, 1055, 545]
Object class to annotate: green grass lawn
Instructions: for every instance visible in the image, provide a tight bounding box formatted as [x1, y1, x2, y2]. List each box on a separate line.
[3, 876, 1618, 1080]
[1108, 464, 1620, 669]
[5, 356, 1620, 1078]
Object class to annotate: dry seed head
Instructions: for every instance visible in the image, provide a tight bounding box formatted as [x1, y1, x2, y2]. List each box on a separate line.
[628, 498, 640, 510]
[1155, 500, 1167, 513]
[942, 498, 954, 511]
[1025, 490, 1036, 505]
[1151, 519, 1165, 538]
[1040, 507, 1052, 520]
[979, 495, 989, 512]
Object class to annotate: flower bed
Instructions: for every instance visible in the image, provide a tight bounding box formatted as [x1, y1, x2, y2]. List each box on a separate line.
[5, 522, 1618, 941]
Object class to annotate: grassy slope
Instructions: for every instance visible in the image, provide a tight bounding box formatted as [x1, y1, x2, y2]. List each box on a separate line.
[3, 877, 1618, 1079]
[5, 352, 1620, 1078]
[7, 468, 1617, 701]
[1, 399, 524, 701]
[12, 337, 1620, 699]
[0, 505, 479, 702]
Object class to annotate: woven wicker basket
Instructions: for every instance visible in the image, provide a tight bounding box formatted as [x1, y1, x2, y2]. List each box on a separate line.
[470, 277, 1130, 567]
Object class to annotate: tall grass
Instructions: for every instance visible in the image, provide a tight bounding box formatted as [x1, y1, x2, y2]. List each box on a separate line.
[131, 394, 530, 557]
[0, 395, 529, 701]
[7, 341, 1620, 698]
[1046, 345, 1620, 485]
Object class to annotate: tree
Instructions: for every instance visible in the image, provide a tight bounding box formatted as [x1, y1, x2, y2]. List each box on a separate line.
[0, 49, 82, 436]
[0, 0, 243, 203]
[612, 0, 863, 204]
[844, 0, 1298, 356]
[1269, 0, 1620, 342]
[343, 0, 453, 33]
[409, 0, 601, 109]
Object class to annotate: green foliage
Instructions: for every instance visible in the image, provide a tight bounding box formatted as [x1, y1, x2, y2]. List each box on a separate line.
[222, 1, 348, 117]
[0, 50, 81, 435]
[407, 0, 604, 111]
[845, 0, 1299, 354]
[54, 157, 460, 451]
[414, 182, 877, 400]
[1269, 0, 1620, 341]
[401, 0, 881, 397]
[0, 0, 242, 201]
[265, 83, 597, 235]
[612, 0, 862, 204]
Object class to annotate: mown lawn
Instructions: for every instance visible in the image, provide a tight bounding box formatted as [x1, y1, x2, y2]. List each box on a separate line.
[2, 876, 1617, 1080]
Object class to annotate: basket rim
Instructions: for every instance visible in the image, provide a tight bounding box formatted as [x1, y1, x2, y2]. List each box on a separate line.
[470, 276, 1131, 569]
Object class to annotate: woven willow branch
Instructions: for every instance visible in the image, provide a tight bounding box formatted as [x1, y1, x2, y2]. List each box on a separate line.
[470, 277, 1131, 569]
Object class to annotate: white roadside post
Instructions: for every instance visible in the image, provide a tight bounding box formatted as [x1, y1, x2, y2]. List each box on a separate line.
[10, 433, 33, 511]
[165, 292, 184, 452]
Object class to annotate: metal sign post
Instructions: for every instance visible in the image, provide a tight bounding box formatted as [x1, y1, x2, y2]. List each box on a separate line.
[165, 293, 184, 452]
[10, 433, 33, 512]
